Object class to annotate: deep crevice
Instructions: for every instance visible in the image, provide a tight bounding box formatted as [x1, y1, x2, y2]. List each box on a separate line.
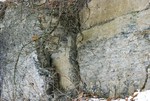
[34, 0, 90, 99]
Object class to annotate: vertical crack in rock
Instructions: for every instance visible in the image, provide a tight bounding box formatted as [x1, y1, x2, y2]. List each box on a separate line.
[29, 0, 90, 98]
[140, 65, 150, 91]
[35, 25, 59, 98]
[47, 1, 90, 99]
[52, 12, 82, 98]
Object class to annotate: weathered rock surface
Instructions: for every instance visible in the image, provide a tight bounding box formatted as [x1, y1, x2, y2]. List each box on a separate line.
[80, 0, 150, 29]
[0, 0, 150, 100]
[0, 2, 81, 100]
[78, 1, 150, 98]
[0, 6, 53, 101]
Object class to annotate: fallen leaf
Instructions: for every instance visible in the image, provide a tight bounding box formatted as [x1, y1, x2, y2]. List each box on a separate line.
[32, 34, 39, 41]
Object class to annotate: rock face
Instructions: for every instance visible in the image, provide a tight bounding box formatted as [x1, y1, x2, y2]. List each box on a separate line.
[80, 0, 150, 29]
[0, 0, 150, 100]
[0, 5, 54, 101]
[0, 1, 82, 100]
[78, 0, 150, 98]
